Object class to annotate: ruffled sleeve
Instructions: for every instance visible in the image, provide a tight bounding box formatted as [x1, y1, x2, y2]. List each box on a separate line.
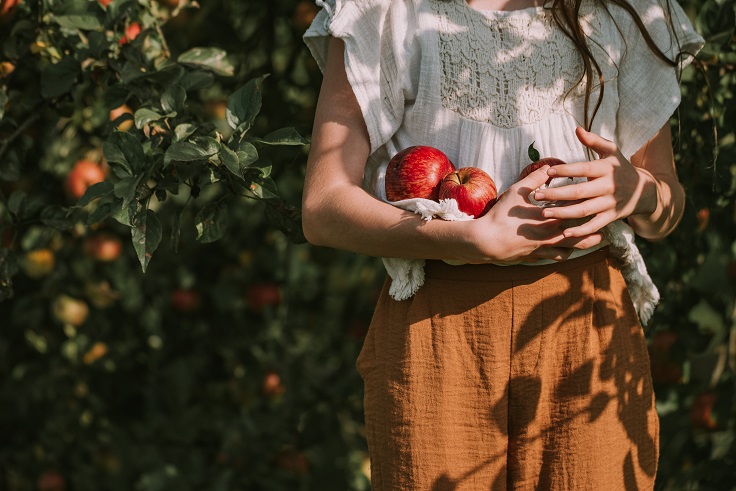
[303, 0, 420, 155]
[613, 0, 704, 159]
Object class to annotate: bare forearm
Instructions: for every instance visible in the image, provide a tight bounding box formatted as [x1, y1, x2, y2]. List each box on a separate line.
[302, 184, 473, 260]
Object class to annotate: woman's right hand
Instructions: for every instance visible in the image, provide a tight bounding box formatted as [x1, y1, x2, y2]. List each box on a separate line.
[463, 165, 605, 264]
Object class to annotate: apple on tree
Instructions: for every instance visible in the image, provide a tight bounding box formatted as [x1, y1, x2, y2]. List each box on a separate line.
[0, 0, 21, 24]
[109, 104, 134, 131]
[385, 146, 455, 201]
[51, 295, 89, 327]
[84, 233, 123, 262]
[119, 22, 141, 46]
[170, 288, 201, 312]
[64, 160, 107, 200]
[438, 167, 498, 218]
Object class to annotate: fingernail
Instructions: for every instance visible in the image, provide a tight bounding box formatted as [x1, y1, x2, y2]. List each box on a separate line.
[547, 168, 557, 176]
[563, 230, 573, 238]
[542, 209, 553, 218]
[535, 192, 546, 200]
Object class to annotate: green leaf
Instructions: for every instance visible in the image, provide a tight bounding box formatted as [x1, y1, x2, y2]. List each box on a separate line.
[170, 211, 182, 254]
[218, 146, 241, 178]
[194, 202, 228, 243]
[103, 131, 145, 175]
[0, 89, 7, 122]
[178, 71, 214, 91]
[53, 15, 102, 30]
[248, 163, 271, 178]
[0, 248, 18, 302]
[40, 205, 75, 231]
[178, 48, 235, 77]
[111, 199, 142, 227]
[120, 61, 148, 84]
[226, 75, 267, 132]
[688, 300, 725, 335]
[250, 176, 279, 199]
[236, 142, 259, 167]
[87, 202, 114, 225]
[7, 191, 26, 217]
[255, 127, 308, 146]
[131, 209, 162, 273]
[41, 58, 80, 99]
[134, 108, 164, 129]
[114, 174, 144, 210]
[265, 200, 306, 244]
[161, 85, 187, 114]
[164, 139, 219, 167]
[174, 124, 197, 142]
[104, 85, 129, 109]
[0, 151, 21, 181]
[528, 142, 540, 163]
[76, 181, 114, 207]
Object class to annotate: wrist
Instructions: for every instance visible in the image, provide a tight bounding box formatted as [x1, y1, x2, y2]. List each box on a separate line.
[455, 208, 504, 263]
[632, 168, 661, 221]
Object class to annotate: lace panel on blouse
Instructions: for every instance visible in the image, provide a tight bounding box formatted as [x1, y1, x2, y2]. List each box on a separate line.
[431, 0, 591, 128]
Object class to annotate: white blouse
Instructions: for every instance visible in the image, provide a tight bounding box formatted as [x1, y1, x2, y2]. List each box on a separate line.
[305, 0, 703, 195]
[303, 0, 704, 318]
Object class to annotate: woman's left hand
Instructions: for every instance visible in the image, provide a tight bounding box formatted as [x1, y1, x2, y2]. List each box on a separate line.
[531, 126, 658, 238]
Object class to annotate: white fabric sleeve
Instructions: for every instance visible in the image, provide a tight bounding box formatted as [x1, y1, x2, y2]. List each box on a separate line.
[303, 0, 420, 155]
[614, 0, 704, 159]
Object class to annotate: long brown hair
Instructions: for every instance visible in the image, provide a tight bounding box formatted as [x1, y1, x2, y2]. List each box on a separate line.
[547, 0, 689, 134]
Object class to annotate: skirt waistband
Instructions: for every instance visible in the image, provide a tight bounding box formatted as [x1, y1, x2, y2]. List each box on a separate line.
[424, 246, 612, 283]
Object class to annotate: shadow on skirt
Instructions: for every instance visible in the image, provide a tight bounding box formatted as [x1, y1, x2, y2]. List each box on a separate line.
[356, 248, 659, 491]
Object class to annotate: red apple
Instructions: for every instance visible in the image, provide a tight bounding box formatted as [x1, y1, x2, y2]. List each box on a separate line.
[20, 248, 55, 279]
[293, 0, 319, 30]
[37, 470, 66, 491]
[690, 392, 718, 430]
[51, 295, 89, 327]
[438, 167, 497, 218]
[119, 22, 141, 45]
[171, 288, 201, 312]
[246, 283, 281, 311]
[648, 330, 682, 384]
[109, 104, 134, 131]
[64, 160, 106, 200]
[696, 207, 709, 232]
[385, 146, 455, 201]
[0, 61, 15, 78]
[262, 370, 285, 397]
[275, 449, 309, 474]
[519, 142, 566, 184]
[0, 0, 21, 24]
[84, 233, 123, 262]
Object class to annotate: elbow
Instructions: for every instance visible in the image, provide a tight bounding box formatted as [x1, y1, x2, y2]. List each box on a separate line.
[301, 196, 328, 247]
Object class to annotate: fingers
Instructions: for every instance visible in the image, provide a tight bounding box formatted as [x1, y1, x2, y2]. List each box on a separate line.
[553, 233, 604, 250]
[575, 126, 619, 158]
[562, 214, 613, 238]
[527, 247, 574, 262]
[515, 164, 551, 194]
[541, 197, 612, 220]
[546, 161, 607, 179]
[534, 179, 611, 202]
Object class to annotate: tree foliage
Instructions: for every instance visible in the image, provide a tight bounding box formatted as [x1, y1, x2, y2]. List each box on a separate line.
[0, 0, 734, 489]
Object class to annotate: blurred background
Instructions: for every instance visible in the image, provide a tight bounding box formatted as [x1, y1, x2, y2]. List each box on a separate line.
[0, 0, 733, 489]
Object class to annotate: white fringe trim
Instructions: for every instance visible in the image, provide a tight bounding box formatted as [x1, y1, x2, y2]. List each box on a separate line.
[382, 184, 660, 326]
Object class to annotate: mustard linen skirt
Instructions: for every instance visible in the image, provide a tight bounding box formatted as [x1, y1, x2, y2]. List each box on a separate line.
[356, 248, 659, 490]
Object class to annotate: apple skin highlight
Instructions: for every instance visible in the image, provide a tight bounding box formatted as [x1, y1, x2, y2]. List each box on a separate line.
[439, 167, 498, 218]
[385, 146, 455, 201]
